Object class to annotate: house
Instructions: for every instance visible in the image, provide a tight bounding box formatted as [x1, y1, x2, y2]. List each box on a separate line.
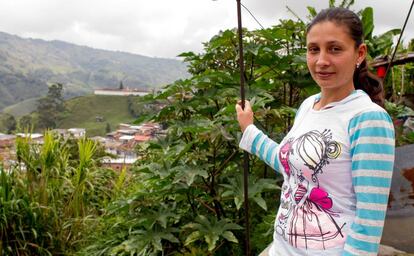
[103, 139, 137, 159]
[119, 135, 135, 143]
[68, 128, 86, 138]
[134, 134, 151, 143]
[101, 157, 138, 171]
[0, 134, 16, 168]
[94, 88, 150, 96]
[100, 122, 165, 171]
[0, 134, 16, 148]
[16, 133, 44, 144]
[90, 136, 107, 144]
[51, 129, 69, 137]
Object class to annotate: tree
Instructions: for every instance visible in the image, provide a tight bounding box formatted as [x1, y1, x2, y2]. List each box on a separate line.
[119, 80, 124, 90]
[18, 114, 34, 131]
[37, 83, 65, 129]
[127, 95, 162, 118]
[1, 113, 17, 134]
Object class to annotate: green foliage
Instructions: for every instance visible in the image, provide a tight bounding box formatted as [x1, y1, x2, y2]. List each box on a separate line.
[0, 69, 47, 110]
[127, 95, 162, 118]
[385, 101, 414, 119]
[0, 113, 16, 133]
[366, 29, 401, 60]
[183, 215, 243, 251]
[329, 0, 355, 8]
[385, 101, 414, 146]
[339, 0, 355, 8]
[361, 7, 374, 39]
[220, 175, 280, 211]
[37, 83, 65, 129]
[83, 17, 315, 255]
[2, 97, 41, 117]
[71, 138, 98, 217]
[1, 1, 411, 255]
[1, 132, 116, 255]
[399, 131, 414, 145]
[105, 122, 111, 133]
[59, 95, 137, 136]
[18, 114, 35, 131]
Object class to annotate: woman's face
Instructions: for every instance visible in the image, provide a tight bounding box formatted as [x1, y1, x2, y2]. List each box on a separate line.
[306, 21, 366, 92]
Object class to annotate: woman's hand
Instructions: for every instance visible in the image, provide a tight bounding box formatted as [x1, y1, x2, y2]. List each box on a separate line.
[235, 100, 254, 132]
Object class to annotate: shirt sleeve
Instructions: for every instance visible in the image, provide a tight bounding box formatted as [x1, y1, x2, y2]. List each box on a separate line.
[239, 124, 281, 173]
[342, 111, 395, 256]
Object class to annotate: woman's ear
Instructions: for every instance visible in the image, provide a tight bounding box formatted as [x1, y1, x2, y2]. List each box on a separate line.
[357, 43, 367, 63]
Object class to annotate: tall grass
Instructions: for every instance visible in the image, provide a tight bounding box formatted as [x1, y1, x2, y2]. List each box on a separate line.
[71, 138, 97, 218]
[0, 132, 116, 255]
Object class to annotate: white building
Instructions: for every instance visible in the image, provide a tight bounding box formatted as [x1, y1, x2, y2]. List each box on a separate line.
[94, 88, 149, 96]
[68, 128, 86, 138]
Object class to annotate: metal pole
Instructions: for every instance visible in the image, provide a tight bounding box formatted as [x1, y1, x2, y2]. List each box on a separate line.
[384, 0, 414, 79]
[236, 0, 250, 255]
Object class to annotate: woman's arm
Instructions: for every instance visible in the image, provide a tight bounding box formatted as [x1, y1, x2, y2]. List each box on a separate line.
[343, 110, 395, 256]
[236, 100, 281, 173]
[239, 124, 281, 173]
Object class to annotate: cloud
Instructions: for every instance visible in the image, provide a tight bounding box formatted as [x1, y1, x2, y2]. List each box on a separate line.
[0, 0, 412, 58]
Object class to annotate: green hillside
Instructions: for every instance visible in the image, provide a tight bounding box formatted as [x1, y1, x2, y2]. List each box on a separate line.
[59, 94, 137, 137]
[0, 31, 188, 110]
[2, 97, 40, 117]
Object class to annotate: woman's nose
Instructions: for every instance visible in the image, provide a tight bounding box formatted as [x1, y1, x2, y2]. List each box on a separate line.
[316, 51, 330, 66]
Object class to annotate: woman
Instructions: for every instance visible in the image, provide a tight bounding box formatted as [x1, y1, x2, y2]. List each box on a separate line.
[236, 7, 395, 256]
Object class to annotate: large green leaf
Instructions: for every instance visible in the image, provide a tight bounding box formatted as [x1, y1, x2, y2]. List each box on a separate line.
[183, 215, 242, 251]
[361, 7, 374, 40]
[220, 174, 280, 210]
[172, 165, 209, 186]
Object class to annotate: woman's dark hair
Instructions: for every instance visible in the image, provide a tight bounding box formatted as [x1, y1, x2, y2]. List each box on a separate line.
[306, 7, 384, 107]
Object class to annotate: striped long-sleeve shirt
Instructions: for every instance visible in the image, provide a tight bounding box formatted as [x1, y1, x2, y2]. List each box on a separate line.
[239, 90, 395, 256]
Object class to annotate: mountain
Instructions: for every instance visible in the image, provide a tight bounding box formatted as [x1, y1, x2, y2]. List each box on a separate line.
[0, 31, 189, 110]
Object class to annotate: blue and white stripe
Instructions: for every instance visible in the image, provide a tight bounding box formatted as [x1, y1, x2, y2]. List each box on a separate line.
[239, 125, 280, 173]
[343, 110, 395, 256]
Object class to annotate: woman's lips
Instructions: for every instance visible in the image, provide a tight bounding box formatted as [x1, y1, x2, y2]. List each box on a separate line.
[316, 72, 335, 79]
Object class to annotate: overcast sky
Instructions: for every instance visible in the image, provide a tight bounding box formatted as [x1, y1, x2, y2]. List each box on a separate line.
[0, 0, 412, 59]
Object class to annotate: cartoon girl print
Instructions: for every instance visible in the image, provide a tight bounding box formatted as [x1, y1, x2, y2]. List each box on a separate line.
[275, 139, 295, 239]
[276, 129, 345, 249]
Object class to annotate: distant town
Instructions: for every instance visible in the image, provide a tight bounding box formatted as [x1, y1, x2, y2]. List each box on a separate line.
[0, 121, 165, 172]
[0, 88, 165, 172]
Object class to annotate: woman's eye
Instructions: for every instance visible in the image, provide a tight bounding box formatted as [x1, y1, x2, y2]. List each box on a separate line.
[307, 47, 319, 53]
[330, 47, 342, 52]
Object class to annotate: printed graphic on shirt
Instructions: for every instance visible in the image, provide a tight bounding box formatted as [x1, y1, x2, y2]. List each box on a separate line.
[276, 129, 346, 250]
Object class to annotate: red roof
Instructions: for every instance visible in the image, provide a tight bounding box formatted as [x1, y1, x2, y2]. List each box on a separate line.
[134, 134, 151, 142]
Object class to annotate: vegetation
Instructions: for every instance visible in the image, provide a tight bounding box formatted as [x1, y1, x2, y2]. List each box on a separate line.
[0, 113, 16, 134]
[37, 83, 66, 129]
[0, 1, 413, 255]
[59, 95, 138, 136]
[0, 133, 115, 255]
[1, 93, 157, 137]
[385, 101, 414, 146]
[0, 31, 189, 111]
[2, 97, 40, 117]
[0, 68, 47, 110]
[79, 2, 347, 255]
[80, 2, 413, 255]
[18, 114, 35, 132]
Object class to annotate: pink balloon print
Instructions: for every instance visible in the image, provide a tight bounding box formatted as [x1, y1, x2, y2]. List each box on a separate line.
[309, 187, 333, 210]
